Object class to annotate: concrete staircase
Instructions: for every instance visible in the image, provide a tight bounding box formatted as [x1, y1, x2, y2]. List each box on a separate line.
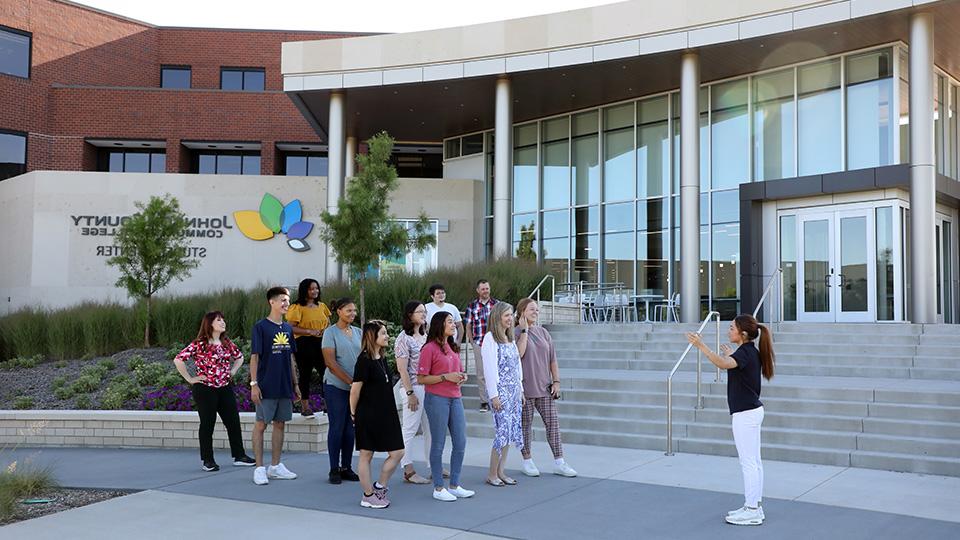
[461, 322, 960, 477]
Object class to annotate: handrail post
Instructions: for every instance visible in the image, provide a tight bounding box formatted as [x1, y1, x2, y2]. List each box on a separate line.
[551, 276, 556, 324]
[695, 348, 702, 410]
[666, 310, 718, 457]
[666, 378, 673, 455]
[715, 313, 721, 382]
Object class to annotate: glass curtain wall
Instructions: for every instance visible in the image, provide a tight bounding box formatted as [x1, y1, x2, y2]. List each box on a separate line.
[846, 49, 894, 170]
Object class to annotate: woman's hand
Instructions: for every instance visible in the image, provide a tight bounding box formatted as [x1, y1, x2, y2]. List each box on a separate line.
[188, 375, 207, 385]
[686, 332, 704, 349]
[550, 381, 560, 398]
[518, 315, 529, 330]
[443, 372, 465, 384]
[407, 392, 420, 412]
[720, 344, 733, 356]
[491, 396, 503, 411]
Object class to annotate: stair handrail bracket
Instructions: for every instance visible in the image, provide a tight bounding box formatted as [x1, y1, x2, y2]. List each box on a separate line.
[665, 311, 720, 456]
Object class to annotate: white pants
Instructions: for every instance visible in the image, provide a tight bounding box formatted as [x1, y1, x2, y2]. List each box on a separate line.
[399, 384, 431, 469]
[731, 406, 764, 508]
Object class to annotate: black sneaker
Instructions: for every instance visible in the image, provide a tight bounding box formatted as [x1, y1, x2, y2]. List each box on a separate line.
[340, 467, 360, 481]
[329, 469, 342, 484]
[233, 455, 256, 467]
[201, 460, 220, 472]
[479, 403, 490, 413]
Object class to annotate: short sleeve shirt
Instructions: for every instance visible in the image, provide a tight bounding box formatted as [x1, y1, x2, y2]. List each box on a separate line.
[394, 331, 427, 382]
[251, 319, 296, 399]
[728, 343, 763, 414]
[321, 325, 362, 391]
[174, 339, 242, 388]
[465, 298, 498, 345]
[418, 341, 462, 398]
[514, 326, 555, 398]
[285, 303, 332, 332]
[425, 303, 462, 341]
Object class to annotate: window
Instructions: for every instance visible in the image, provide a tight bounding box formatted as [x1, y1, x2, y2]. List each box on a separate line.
[754, 69, 795, 181]
[283, 152, 328, 176]
[0, 26, 30, 78]
[798, 59, 842, 175]
[220, 68, 265, 91]
[0, 130, 27, 180]
[378, 220, 440, 277]
[390, 146, 442, 178]
[195, 151, 261, 174]
[161, 66, 191, 89]
[443, 133, 485, 160]
[711, 78, 750, 188]
[101, 150, 166, 173]
[846, 49, 894, 170]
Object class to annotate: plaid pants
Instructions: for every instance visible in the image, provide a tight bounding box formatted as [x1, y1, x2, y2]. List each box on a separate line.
[521, 396, 563, 459]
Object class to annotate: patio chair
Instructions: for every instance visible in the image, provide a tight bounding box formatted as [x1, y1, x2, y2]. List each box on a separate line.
[653, 293, 680, 322]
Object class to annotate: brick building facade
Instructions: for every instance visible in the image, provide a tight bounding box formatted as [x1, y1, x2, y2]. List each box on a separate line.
[0, 0, 367, 175]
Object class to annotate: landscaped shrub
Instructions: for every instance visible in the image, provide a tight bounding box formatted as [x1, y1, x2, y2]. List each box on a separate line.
[134, 362, 170, 387]
[100, 375, 141, 410]
[128, 355, 146, 371]
[0, 461, 56, 521]
[54, 360, 68, 369]
[47, 309, 86, 360]
[53, 386, 74, 400]
[74, 395, 92, 409]
[0, 308, 48, 360]
[164, 342, 186, 361]
[98, 359, 116, 371]
[69, 374, 101, 395]
[81, 303, 141, 357]
[140, 384, 193, 411]
[80, 364, 109, 380]
[12, 396, 34, 409]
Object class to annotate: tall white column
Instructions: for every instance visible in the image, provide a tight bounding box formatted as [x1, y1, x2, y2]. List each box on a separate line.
[493, 76, 512, 258]
[326, 91, 346, 283]
[345, 136, 357, 179]
[680, 52, 701, 323]
[909, 13, 936, 323]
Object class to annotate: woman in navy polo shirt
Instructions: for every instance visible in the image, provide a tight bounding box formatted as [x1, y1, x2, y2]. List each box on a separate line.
[687, 314, 775, 527]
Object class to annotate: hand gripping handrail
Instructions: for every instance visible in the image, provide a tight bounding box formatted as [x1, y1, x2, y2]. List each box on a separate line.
[527, 274, 556, 324]
[665, 311, 720, 456]
[752, 267, 783, 321]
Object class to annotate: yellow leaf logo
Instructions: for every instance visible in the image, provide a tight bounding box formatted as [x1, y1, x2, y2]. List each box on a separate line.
[234, 210, 274, 241]
[273, 332, 290, 346]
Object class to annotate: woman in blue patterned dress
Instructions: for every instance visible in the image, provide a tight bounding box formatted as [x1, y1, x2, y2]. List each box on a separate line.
[480, 302, 525, 486]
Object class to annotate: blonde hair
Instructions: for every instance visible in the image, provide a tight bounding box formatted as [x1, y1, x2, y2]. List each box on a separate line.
[487, 302, 514, 344]
[515, 298, 537, 326]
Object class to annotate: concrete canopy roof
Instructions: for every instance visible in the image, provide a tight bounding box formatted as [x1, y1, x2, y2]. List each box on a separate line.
[282, 0, 960, 142]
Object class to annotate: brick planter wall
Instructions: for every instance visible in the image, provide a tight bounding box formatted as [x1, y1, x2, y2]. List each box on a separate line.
[0, 410, 328, 453]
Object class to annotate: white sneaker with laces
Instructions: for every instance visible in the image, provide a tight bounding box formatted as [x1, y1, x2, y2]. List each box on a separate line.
[448, 486, 475, 498]
[728, 505, 764, 519]
[725, 506, 763, 526]
[521, 460, 541, 477]
[432, 488, 457, 502]
[268, 463, 298, 480]
[253, 466, 269, 485]
[553, 462, 578, 477]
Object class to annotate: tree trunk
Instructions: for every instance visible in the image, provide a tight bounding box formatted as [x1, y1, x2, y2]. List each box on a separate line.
[359, 278, 366, 326]
[144, 295, 152, 347]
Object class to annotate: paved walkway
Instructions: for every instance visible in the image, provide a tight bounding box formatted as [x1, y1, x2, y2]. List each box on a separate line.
[1, 438, 959, 539]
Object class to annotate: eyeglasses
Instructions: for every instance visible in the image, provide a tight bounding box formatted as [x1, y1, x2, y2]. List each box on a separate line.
[414, 309, 427, 314]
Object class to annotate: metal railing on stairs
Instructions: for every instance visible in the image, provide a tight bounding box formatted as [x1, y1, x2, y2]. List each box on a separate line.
[753, 267, 783, 322]
[665, 310, 720, 456]
[527, 274, 556, 324]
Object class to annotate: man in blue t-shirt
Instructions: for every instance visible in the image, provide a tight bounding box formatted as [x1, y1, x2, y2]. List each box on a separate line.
[250, 286, 301, 486]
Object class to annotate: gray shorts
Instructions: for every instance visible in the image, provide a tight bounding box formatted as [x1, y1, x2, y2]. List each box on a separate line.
[255, 398, 293, 423]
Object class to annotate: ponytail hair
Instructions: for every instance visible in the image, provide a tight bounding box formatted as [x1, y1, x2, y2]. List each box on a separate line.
[733, 314, 775, 381]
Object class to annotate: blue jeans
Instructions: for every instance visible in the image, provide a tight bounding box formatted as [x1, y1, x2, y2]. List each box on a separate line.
[424, 392, 466, 489]
[324, 384, 354, 471]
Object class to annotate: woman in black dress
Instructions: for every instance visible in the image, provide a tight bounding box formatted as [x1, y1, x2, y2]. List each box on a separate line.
[350, 321, 405, 509]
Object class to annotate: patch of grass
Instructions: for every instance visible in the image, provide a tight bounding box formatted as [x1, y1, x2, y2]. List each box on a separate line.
[51, 376, 68, 389]
[12, 396, 34, 410]
[53, 386, 74, 401]
[0, 308, 48, 360]
[0, 462, 57, 521]
[69, 375, 101, 395]
[47, 309, 86, 360]
[74, 395, 92, 409]
[80, 364, 109, 380]
[97, 359, 116, 371]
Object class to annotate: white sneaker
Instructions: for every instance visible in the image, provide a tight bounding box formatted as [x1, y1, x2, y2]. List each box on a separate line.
[448, 486, 475, 498]
[727, 505, 764, 519]
[553, 462, 578, 477]
[432, 488, 457, 502]
[725, 506, 763, 526]
[268, 463, 297, 480]
[253, 466, 269, 485]
[521, 460, 541, 477]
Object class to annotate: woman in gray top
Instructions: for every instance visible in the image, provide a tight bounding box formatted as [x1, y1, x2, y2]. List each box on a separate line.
[514, 298, 577, 478]
[322, 297, 362, 484]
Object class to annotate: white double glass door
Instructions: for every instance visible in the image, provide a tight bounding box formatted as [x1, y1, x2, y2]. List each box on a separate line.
[797, 210, 876, 322]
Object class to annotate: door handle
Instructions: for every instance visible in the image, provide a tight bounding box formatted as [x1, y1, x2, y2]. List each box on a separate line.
[823, 274, 831, 288]
[838, 273, 847, 289]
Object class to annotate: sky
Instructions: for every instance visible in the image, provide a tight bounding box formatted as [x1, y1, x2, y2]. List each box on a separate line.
[71, 0, 623, 33]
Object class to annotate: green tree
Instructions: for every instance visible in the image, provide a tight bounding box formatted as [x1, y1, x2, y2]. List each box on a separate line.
[107, 195, 199, 346]
[320, 132, 436, 323]
[515, 221, 536, 261]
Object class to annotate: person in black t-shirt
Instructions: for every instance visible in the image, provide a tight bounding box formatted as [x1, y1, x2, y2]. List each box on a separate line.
[687, 314, 775, 527]
[350, 321, 404, 509]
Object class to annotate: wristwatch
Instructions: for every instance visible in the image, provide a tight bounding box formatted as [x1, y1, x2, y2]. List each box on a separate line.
[249, 380, 258, 387]
[520, 328, 527, 334]
[406, 390, 414, 396]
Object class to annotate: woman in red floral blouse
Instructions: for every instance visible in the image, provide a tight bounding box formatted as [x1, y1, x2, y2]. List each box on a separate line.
[173, 311, 256, 472]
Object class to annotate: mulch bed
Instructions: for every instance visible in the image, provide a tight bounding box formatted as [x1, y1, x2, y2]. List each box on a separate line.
[0, 488, 132, 525]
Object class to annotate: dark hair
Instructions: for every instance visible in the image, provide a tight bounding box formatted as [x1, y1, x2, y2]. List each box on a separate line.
[330, 297, 355, 313]
[428, 283, 445, 296]
[193, 311, 234, 351]
[402, 300, 426, 336]
[266, 286, 289, 302]
[360, 321, 386, 358]
[295, 278, 320, 306]
[427, 311, 459, 354]
[733, 314, 775, 381]
[476, 279, 489, 288]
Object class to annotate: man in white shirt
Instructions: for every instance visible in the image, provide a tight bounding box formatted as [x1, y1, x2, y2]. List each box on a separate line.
[424, 283, 464, 342]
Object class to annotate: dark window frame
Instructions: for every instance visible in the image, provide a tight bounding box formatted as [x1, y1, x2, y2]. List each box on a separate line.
[0, 24, 32, 79]
[220, 67, 266, 91]
[192, 149, 262, 175]
[0, 128, 28, 181]
[280, 150, 329, 176]
[160, 64, 192, 89]
[97, 148, 166, 173]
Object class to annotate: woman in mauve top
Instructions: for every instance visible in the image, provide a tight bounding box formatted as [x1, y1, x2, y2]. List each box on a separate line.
[417, 312, 475, 502]
[513, 298, 577, 478]
[173, 311, 255, 472]
[687, 314, 775, 527]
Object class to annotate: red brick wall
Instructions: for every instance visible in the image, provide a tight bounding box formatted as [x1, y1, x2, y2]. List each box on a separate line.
[0, 0, 363, 174]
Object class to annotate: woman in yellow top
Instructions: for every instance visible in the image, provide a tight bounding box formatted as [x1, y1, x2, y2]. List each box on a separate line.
[286, 278, 332, 417]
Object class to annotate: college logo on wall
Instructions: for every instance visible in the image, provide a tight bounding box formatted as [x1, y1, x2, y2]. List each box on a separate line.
[233, 194, 315, 252]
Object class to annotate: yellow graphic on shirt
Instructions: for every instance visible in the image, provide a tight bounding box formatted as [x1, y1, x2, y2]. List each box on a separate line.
[273, 332, 290, 346]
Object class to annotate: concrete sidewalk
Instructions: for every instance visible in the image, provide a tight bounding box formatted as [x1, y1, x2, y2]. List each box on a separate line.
[2, 439, 958, 539]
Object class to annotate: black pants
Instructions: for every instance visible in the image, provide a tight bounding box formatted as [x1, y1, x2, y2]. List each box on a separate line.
[295, 336, 325, 402]
[192, 383, 246, 463]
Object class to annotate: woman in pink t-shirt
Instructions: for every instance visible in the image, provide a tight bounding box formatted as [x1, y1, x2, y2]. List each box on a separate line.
[417, 312, 476, 502]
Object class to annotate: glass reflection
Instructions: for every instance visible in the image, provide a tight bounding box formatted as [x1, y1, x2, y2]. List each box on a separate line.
[754, 69, 795, 181]
[798, 59, 842, 175]
[846, 49, 893, 169]
[711, 79, 749, 188]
